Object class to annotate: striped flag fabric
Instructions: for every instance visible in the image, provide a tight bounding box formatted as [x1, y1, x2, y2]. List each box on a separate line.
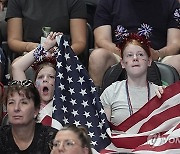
[51, 35, 111, 153]
[101, 81, 180, 153]
[43, 34, 180, 153]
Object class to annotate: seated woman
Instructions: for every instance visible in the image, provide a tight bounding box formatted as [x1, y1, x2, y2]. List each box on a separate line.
[100, 25, 165, 126]
[50, 124, 92, 154]
[0, 79, 57, 153]
[11, 32, 60, 125]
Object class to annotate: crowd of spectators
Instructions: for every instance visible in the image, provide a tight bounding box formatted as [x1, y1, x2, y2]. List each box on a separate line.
[0, 0, 179, 153]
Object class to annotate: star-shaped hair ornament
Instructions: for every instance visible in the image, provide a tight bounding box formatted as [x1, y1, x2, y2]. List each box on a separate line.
[115, 23, 152, 57]
[138, 23, 153, 38]
[174, 8, 180, 27]
[115, 25, 129, 42]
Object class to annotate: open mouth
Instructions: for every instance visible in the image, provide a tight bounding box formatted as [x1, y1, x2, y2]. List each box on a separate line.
[43, 86, 49, 95]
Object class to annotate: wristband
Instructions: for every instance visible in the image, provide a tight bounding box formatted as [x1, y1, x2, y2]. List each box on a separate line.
[33, 44, 47, 62]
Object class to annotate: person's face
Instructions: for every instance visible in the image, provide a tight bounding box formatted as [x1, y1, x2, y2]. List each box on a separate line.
[35, 66, 55, 103]
[7, 91, 39, 126]
[121, 44, 152, 78]
[50, 130, 89, 154]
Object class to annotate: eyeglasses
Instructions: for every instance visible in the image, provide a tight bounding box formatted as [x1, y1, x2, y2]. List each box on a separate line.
[49, 139, 81, 150]
[8, 80, 34, 87]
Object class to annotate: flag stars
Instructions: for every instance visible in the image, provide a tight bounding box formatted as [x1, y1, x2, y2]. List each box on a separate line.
[78, 76, 85, 85]
[79, 89, 87, 96]
[88, 132, 95, 138]
[91, 141, 97, 146]
[61, 106, 68, 113]
[59, 83, 65, 90]
[92, 98, 96, 105]
[73, 120, 81, 127]
[76, 64, 83, 72]
[82, 100, 89, 108]
[100, 108, 105, 115]
[63, 117, 69, 124]
[85, 121, 93, 128]
[74, 55, 79, 60]
[83, 111, 90, 118]
[68, 88, 75, 95]
[90, 86, 96, 93]
[64, 53, 70, 61]
[57, 61, 62, 68]
[71, 109, 79, 117]
[66, 65, 72, 72]
[100, 133, 107, 140]
[63, 40, 69, 48]
[67, 76, 73, 83]
[70, 98, 77, 105]
[60, 94, 66, 102]
[97, 121, 104, 129]
[52, 105, 57, 113]
[57, 50, 62, 57]
[57, 72, 64, 79]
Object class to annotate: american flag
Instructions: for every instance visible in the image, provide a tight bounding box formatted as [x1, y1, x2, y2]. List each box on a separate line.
[51, 35, 111, 152]
[101, 81, 180, 153]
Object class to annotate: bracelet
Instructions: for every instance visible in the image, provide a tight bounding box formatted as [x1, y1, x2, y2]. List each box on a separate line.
[33, 44, 47, 62]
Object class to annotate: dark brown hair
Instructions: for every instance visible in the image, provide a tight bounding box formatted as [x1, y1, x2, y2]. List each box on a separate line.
[5, 80, 40, 109]
[59, 124, 92, 154]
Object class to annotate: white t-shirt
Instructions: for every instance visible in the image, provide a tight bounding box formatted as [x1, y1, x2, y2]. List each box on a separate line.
[100, 80, 157, 126]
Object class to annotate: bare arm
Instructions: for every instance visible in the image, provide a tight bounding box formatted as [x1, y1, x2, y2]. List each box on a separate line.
[70, 19, 87, 55]
[12, 32, 60, 80]
[94, 25, 120, 55]
[151, 28, 180, 60]
[7, 18, 38, 53]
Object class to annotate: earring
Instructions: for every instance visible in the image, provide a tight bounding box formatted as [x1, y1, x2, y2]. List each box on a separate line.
[34, 115, 37, 119]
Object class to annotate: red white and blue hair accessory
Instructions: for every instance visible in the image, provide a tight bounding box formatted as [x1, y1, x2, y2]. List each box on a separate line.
[137, 23, 153, 38]
[115, 25, 129, 41]
[115, 23, 153, 57]
[174, 8, 180, 27]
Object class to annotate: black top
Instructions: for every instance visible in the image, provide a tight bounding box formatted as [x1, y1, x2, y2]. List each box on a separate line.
[6, 0, 87, 43]
[0, 123, 58, 154]
[94, 0, 179, 49]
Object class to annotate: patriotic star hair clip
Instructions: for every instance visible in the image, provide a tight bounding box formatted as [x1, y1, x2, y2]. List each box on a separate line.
[115, 25, 129, 41]
[115, 23, 152, 57]
[174, 8, 180, 27]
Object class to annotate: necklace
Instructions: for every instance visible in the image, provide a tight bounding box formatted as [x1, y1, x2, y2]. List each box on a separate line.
[125, 80, 150, 116]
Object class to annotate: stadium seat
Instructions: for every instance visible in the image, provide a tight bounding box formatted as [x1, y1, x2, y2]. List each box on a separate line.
[101, 61, 180, 94]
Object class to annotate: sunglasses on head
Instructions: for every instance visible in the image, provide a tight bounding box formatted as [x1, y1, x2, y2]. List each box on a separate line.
[8, 80, 34, 87]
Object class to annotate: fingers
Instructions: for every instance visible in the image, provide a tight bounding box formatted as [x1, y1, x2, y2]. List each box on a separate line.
[47, 32, 63, 39]
[155, 85, 165, 99]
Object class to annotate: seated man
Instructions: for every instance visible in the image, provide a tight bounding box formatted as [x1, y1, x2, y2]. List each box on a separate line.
[89, 0, 180, 88]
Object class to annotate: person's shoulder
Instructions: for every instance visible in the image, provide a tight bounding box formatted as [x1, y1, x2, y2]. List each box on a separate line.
[111, 80, 126, 88]
[36, 123, 58, 137]
[103, 80, 126, 93]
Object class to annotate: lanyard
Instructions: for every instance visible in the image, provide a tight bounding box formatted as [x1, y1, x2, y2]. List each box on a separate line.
[125, 80, 150, 116]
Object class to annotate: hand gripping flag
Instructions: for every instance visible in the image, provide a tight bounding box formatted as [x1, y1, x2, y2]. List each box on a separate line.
[51, 35, 111, 153]
[101, 81, 180, 153]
